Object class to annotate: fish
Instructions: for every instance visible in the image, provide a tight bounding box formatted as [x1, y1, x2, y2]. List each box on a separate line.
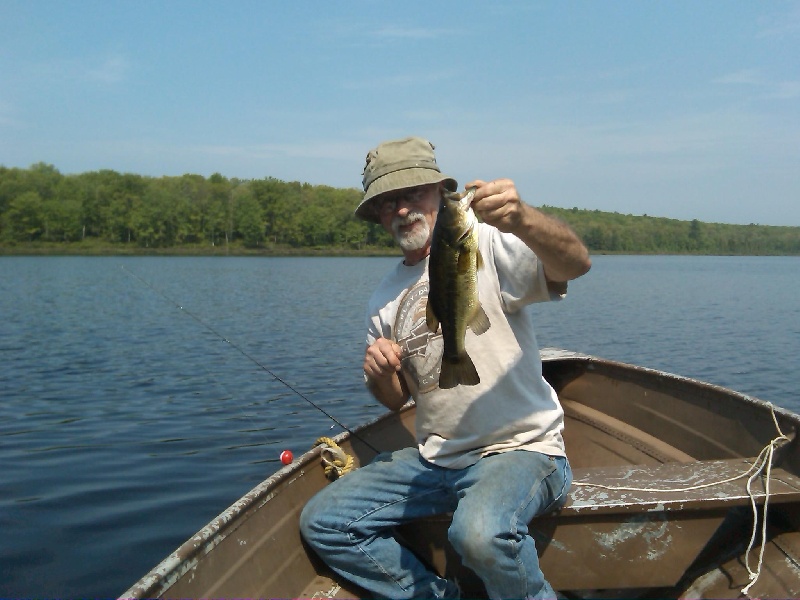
[426, 186, 491, 389]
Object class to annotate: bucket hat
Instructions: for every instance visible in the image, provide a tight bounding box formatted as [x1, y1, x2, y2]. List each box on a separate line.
[355, 136, 457, 223]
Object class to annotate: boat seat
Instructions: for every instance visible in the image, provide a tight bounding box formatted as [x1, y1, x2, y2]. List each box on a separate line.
[398, 457, 800, 594]
[564, 457, 800, 514]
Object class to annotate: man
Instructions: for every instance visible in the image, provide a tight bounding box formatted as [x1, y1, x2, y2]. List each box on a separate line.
[301, 136, 591, 599]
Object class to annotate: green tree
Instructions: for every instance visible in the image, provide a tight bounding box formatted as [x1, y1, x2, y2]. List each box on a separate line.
[3, 191, 44, 242]
[205, 173, 229, 246]
[42, 194, 82, 241]
[232, 186, 264, 247]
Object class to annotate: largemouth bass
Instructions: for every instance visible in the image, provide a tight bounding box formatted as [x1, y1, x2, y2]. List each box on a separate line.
[426, 187, 491, 389]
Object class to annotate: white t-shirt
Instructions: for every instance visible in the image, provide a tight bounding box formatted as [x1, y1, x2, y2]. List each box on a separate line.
[366, 222, 567, 469]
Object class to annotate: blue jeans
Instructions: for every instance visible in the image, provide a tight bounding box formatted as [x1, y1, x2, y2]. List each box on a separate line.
[300, 447, 572, 600]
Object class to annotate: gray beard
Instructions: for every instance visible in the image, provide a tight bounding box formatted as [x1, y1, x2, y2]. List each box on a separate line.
[392, 212, 430, 251]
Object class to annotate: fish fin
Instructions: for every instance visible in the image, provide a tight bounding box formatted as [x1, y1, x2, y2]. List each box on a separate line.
[425, 300, 440, 333]
[439, 353, 480, 389]
[476, 249, 484, 270]
[469, 304, 491, 336]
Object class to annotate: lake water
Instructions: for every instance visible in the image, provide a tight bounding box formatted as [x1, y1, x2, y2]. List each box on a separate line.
[1, 255, 798, 598]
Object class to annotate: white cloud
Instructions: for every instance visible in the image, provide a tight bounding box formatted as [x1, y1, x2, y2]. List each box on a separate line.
[713, 69, 765, 86]
[369, 26, 453, 39]
[757, 5, 800, 39]
[0, 100, 23, 129]
[766, 80, 800, 100]
[341, 69, 458, 90]
[26, 52, 130, 87]
[195, 140, 366, 163]
[713, 70, 800, 100]
[85, 54, 129, 84]
[439, 106, 785, 187]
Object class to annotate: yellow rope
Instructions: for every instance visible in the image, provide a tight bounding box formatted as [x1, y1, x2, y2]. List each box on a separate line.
[314, 436, 355, 481]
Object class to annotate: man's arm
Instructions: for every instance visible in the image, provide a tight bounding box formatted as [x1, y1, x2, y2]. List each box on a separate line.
[468, 178, 592, 282]
[364, 337, 410, 411]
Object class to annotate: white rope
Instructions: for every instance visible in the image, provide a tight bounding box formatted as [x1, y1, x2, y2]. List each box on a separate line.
[741, 405, 788, 596]
[571, 403, 790, 597]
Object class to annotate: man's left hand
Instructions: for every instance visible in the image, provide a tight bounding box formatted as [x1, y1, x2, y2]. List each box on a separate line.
[466, 178, 528, 235]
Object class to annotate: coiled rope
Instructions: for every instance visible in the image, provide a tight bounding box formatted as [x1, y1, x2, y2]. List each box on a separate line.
[572, 403, 791, 597]
[314, 437, 355, 481]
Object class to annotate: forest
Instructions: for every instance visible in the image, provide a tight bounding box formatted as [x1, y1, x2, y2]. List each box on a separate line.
[1, 163, 799, 255]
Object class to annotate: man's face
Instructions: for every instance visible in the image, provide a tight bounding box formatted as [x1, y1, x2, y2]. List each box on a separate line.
[376, 184, 440, 253]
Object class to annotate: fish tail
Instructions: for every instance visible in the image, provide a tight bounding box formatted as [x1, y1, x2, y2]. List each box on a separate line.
[439, 352, 480, 389]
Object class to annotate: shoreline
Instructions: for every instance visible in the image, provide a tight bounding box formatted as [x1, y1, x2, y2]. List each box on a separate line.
[1, 244, 797, 258]
[0, 243, 402, 258]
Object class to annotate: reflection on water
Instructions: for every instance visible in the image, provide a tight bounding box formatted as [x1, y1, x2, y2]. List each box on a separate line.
[0, 255, 798, 597]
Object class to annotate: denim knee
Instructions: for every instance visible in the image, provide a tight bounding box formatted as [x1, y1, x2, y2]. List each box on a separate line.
[447, 509, 504, 569]
[299, 490, 339, 550]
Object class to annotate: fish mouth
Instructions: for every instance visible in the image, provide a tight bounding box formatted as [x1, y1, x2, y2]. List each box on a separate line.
[461, 186, 477, 209]
[445, 187, 477, 210]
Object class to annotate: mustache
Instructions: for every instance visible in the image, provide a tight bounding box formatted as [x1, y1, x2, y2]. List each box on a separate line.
[391, 211, 425, 235]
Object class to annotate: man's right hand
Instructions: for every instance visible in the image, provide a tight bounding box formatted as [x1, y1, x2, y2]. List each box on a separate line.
[364, 338, 409, 411]
[364, 337, 403, 381]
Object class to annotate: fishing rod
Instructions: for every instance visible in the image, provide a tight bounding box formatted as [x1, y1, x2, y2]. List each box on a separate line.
[121, 264, 380, 454]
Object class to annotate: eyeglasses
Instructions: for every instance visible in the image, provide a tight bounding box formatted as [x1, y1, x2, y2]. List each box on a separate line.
[376, 187, 430, 217]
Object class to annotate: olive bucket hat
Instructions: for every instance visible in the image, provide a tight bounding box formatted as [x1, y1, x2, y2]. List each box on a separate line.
[355, 136, 457, 223]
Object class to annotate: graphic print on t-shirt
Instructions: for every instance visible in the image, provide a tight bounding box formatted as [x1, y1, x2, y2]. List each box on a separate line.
[394, 280, 443, 394]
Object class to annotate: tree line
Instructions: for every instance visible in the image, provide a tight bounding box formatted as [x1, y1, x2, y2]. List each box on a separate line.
[0, 163, 393, 251]
[1, 163, 798, 255]
[538, 206, 800, 255]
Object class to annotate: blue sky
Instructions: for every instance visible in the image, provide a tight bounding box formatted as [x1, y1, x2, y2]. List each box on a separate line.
[1, 1, 798, 226]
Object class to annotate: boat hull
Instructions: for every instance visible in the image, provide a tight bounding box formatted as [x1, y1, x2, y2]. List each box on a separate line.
[120, 351, 800, 599]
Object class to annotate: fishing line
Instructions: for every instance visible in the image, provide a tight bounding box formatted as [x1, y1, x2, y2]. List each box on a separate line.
[121, 264, 380, 454]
